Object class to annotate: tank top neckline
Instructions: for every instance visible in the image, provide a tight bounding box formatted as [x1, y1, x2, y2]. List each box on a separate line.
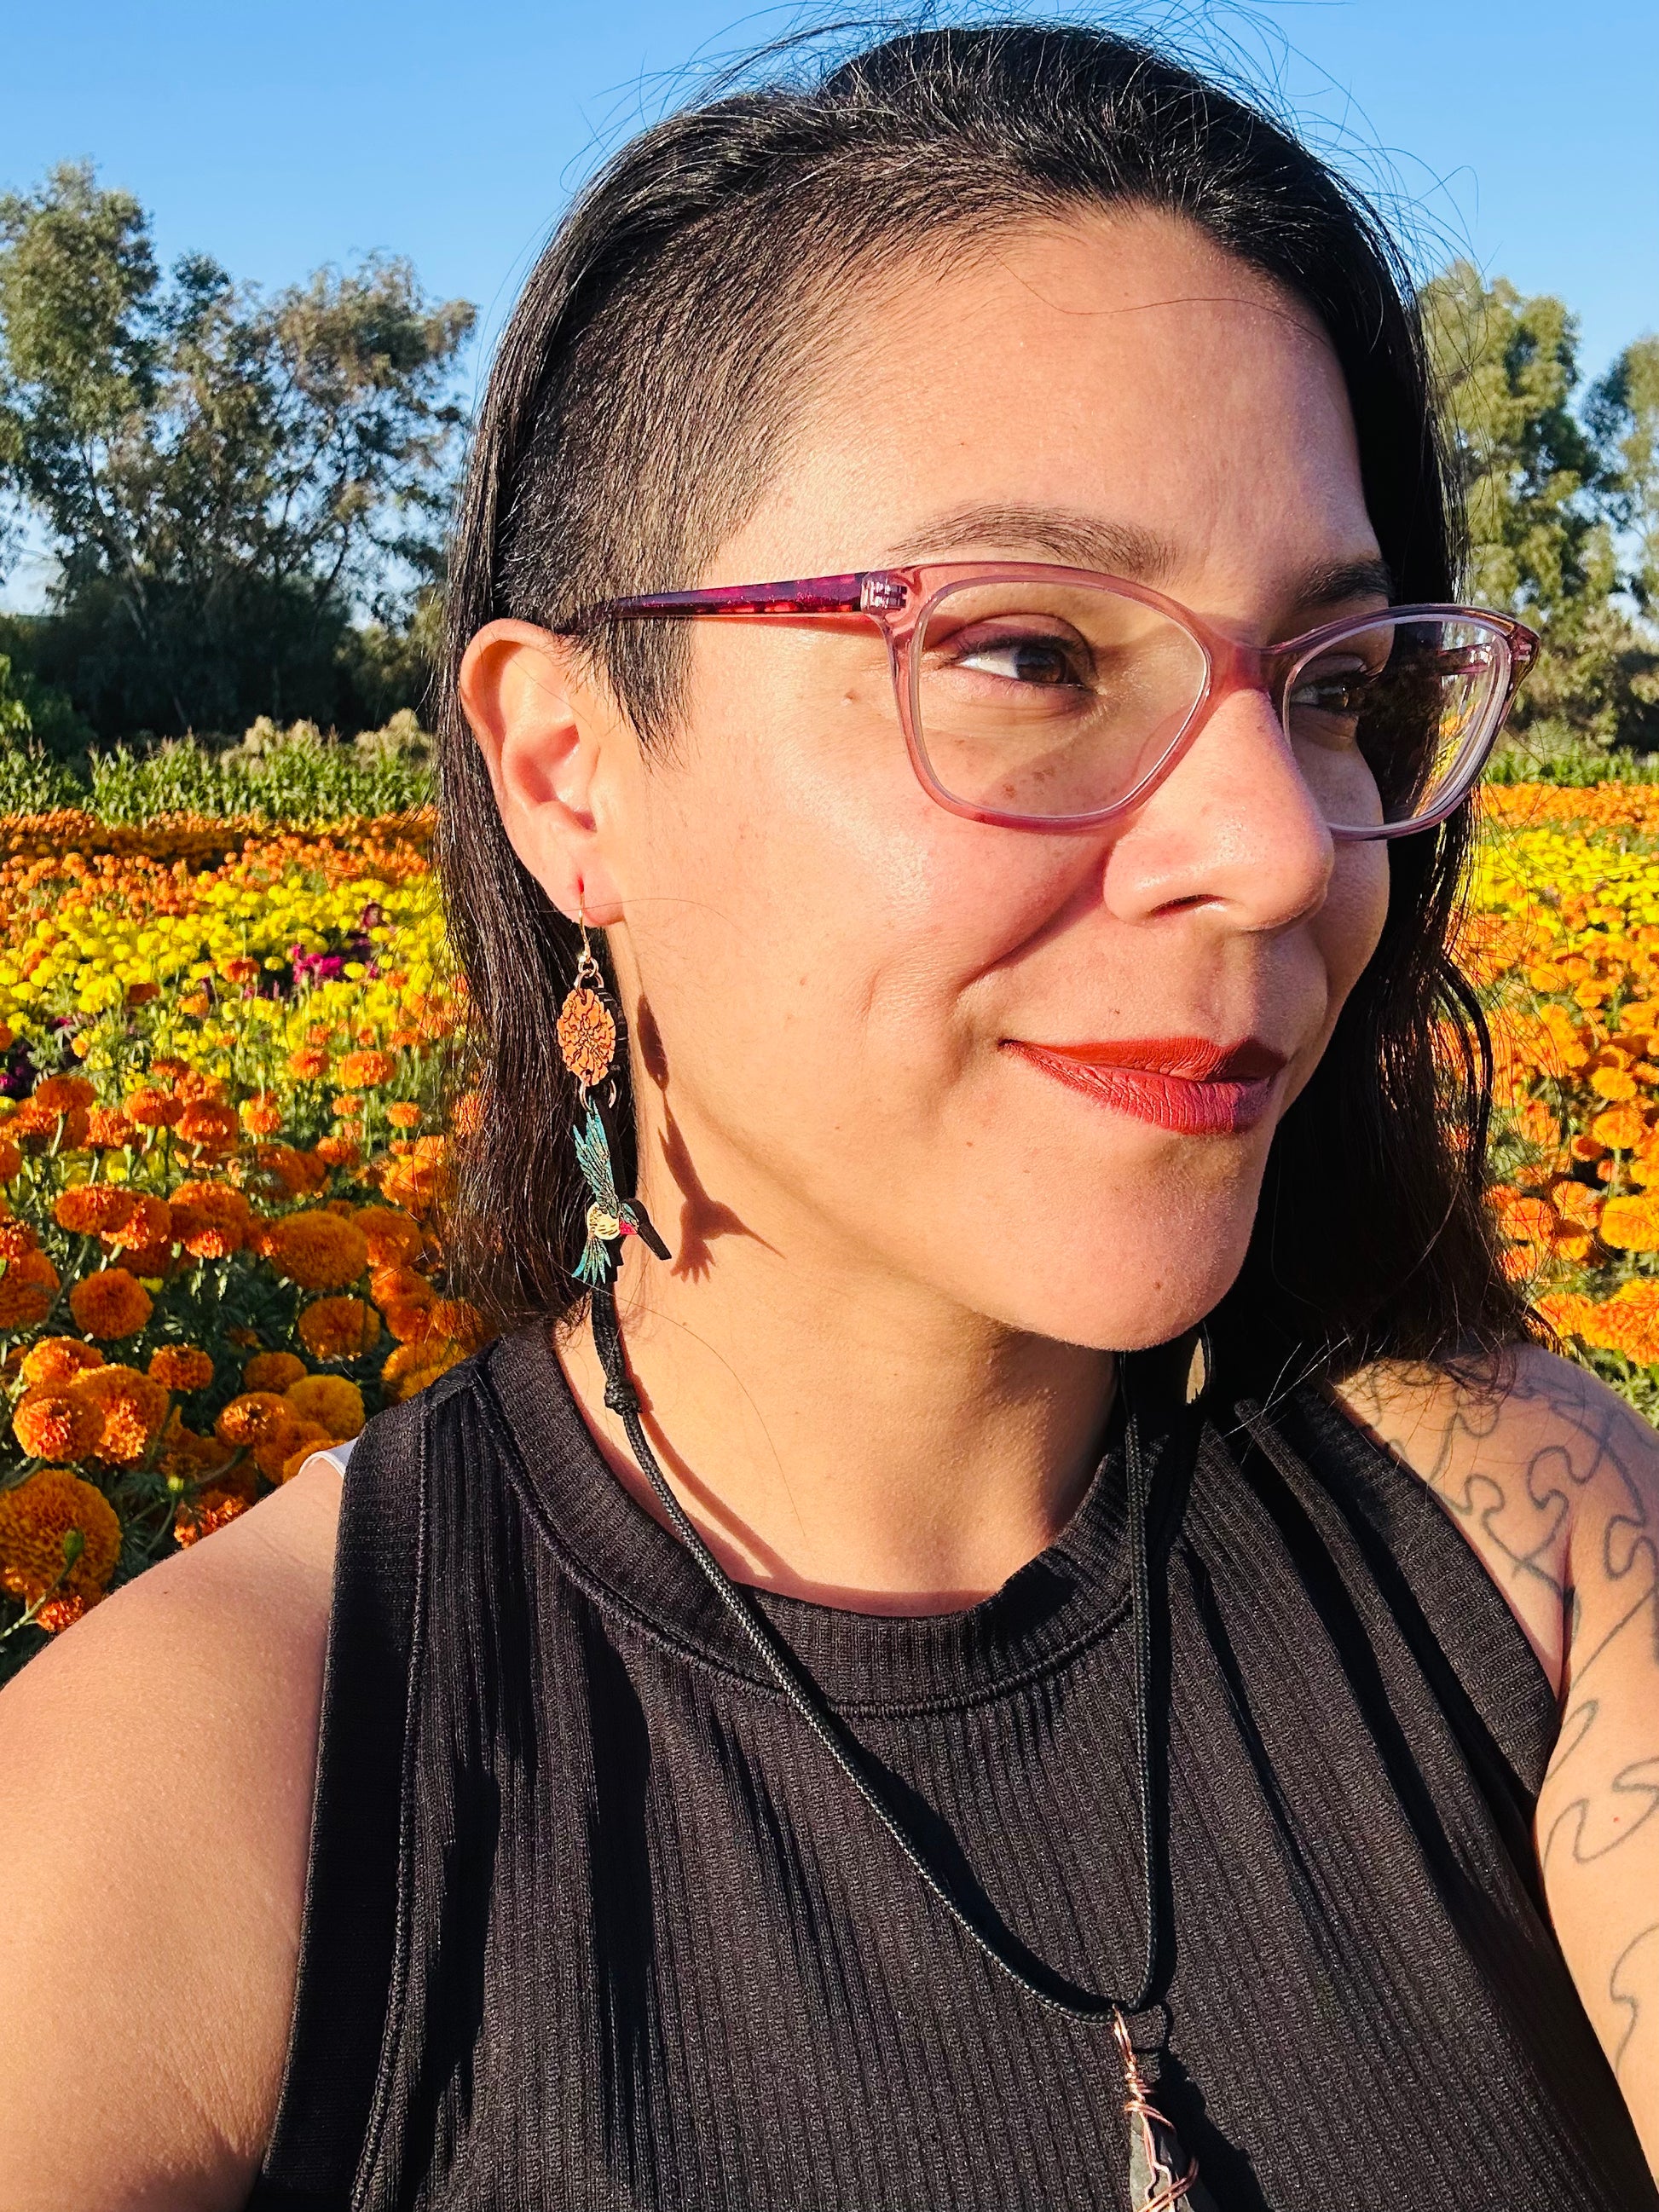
[480, 1316, 1164, 1715]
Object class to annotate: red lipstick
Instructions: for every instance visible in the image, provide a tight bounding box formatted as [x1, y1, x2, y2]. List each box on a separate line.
[1004, 1034, 1286, 1136]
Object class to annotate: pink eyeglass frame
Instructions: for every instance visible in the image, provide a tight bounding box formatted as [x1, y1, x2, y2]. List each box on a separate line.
[558, 563, 1540, 839]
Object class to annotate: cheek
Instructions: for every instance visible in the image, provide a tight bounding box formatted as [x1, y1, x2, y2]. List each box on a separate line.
[1314, 840, 1391, 1015]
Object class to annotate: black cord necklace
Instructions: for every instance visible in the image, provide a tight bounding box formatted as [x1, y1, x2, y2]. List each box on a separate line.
[588, 1281, 1217, 2211]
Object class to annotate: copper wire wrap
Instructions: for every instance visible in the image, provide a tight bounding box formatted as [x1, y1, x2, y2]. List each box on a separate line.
[1113, 2011, 1200, 2211]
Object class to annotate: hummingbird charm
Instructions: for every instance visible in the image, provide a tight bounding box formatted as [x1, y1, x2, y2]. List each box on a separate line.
[573, 1097, 670, 1285]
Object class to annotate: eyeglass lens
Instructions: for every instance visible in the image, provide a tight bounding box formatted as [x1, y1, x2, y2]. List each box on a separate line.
[912, 580, 1512, 830]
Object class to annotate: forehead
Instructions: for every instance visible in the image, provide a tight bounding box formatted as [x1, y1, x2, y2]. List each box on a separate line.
[714, 206, 1373, 592]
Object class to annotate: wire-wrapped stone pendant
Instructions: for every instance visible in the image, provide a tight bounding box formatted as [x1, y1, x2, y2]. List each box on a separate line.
[1114, 2013, 1218, 2211]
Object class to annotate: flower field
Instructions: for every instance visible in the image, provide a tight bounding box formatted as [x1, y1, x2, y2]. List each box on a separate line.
[0, 805, 477, 1679]
[5, 782, 1659, 1674]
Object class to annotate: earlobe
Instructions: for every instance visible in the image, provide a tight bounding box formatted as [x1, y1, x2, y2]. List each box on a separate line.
[458, 619, 625, 924]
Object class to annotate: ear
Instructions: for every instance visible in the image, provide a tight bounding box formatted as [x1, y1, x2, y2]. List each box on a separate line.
[457, 619, 629, 925]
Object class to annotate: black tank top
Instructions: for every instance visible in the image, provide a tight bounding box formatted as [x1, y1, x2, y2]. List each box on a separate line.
[246, 1321, 1656, 2211]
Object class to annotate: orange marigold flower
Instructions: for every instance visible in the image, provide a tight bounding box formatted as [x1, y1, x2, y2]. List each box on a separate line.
[1590, 1066, 1639, 1102]
[31, 1074, 95, 1115]
[314, 1135, 361, 1168]
[215, 1392, 302, 1453]
[454, 1089, 483, 1137]
[72, 1364, 169, 1464]
[255, 1142, 329, 1198]
[329, 1094, 366, 1120]
[285, 1373, 365, 1437]
[1591, 1103, 1647, 1152]
[177, 1100, 240, 1153]
[149, 1058, 188, 1085]
[338, 1049, 396, 1089]
[19, 1337, 103, 1389]
[253, 1416, 327, 1481]
[158, 1416, 234, 1481]
[0, 1216, 38, 1259]
[424, 1297, 487, 1353]
[286, 1046, 330, 1081]
[227, 1325, 262, 1349]
[104, 1193, 171, 1254]
[297, 1296, 380, 1361]
[257, 1210, 369, 1291]
[85, 1106, 136, 1149]
[222, 955, 261, 985]
[1570, 1132, 1608, 1163]
[124, 1087, 183, 1129]
[124, 980, 160, 1008]
[54, 1184, 133, 1237]
[1550, 1180, 1603, 1228]
[385, 1101, 423, 1130]
[0, 1135, 22, 1180]
[147, 1344, 216, 1394]
[1535, 1291, 1598, 1341]
[174, 1483, 256, 1545]
[355, 1206, 423, 1268]
[381, 1338, 465, 1402]
[12, 1387, 104, 1462]
[170, 1181, 251, 1258]
[0, 1468, 122, 1630]
[0, 1250, 61, 1329]
[243, 1350, 309, 1393]
[241, 1092, 285, 1136]
[1598, 1195, 1659, 1252]
[371, 1261, 434, 1308]
[68, 1267, 154, 1340]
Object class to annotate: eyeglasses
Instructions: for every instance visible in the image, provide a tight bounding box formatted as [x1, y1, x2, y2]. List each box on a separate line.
[560, 563, 1540, 840]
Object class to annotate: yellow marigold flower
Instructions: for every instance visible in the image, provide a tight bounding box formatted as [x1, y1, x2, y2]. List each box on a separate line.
[31, 1074, 95, 1114]
[0, 1250, 61, 1329]
[215, 1392, 302, 1453]
[381, 1338, 465, 1402]
[12, 1387, 105, 1463]
[1590, 1104, 1647, 1152]
[124, 1087, 183, 1129]
[19, 1338, 104, 1390]
[243, 1350, 309, 1394]
[72, 1365, 169, 1464]
[1591, 1066, 1639, 1102]
[257, 1210, 369, 1292]
[170, 1181, 251, 1258]
[338, 1049, 396, 1089]
[298, 1296, 381, 1361]
[147, 1344, 215, 1394]
[286, 1373, 365, 1437]
[0, 1468, 122, 1631]
[178, 1100, 240, 1154]
[385, 1102, 424, 1130]
[286, 1046, 330, 1081]
[68, 1267, 154, 1340]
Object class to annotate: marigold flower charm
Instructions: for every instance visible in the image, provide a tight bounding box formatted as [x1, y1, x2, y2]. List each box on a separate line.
[558, 985, 617, 1091]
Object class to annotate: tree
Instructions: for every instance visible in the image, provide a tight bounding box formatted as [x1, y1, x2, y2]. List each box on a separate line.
[0, 163, 474, 742]
[1422, 263, 1659, 759]
[1589, 334, 1659, 618]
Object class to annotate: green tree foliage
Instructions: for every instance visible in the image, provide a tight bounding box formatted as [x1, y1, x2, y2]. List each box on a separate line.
[1422, 262, 1659, 764]
[0, 163, 472, 744]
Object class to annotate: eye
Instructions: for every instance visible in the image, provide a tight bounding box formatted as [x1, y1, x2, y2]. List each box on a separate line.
[941, 624, 1093, 690]
[1286, 654, 1387, 729]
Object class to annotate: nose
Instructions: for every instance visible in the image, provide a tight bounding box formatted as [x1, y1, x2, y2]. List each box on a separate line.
[1102, 683, 1337, 929]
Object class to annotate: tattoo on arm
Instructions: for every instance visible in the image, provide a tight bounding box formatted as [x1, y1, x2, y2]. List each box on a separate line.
[1611, 1923, 1659, 2077]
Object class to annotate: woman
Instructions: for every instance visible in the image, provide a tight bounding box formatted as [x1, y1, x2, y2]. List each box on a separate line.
[1, 24, 1656, 2211]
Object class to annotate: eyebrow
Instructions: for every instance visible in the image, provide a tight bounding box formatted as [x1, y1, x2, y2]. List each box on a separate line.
[882, 501, 1396, 610]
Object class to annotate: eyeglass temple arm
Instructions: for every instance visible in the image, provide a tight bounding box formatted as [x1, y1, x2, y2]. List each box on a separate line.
[557, 573, 910, 632]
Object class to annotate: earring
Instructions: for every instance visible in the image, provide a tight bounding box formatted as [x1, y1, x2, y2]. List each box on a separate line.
[557, 908, 670, 1287]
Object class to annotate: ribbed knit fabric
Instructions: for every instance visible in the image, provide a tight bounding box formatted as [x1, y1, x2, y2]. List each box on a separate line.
[248, 1321, 1657, 2211]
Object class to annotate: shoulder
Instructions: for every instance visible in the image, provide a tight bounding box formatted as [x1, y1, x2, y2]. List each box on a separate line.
[0, 1462, 342, 2212]
[1327, 1343, 1659, 1695]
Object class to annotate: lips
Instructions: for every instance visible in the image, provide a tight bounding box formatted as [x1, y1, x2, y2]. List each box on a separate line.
[1003, 1034, 1287, 1136]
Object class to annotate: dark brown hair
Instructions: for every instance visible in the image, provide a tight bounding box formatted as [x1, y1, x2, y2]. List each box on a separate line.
[435, 20, 1537, 1380]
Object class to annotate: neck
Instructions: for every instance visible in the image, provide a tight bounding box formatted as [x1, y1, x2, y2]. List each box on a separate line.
[555, 1204, 1115, 1616]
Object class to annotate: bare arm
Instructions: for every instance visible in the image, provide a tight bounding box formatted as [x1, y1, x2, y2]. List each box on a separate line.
[0, 1465, 340, 2212]
[1333, 1348, 1659, 2180]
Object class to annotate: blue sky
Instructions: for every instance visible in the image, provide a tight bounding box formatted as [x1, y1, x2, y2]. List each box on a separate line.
[4, 1, 1654, 606]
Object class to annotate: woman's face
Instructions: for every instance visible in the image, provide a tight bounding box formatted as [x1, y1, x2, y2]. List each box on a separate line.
[524, 209, 1392, 1349]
